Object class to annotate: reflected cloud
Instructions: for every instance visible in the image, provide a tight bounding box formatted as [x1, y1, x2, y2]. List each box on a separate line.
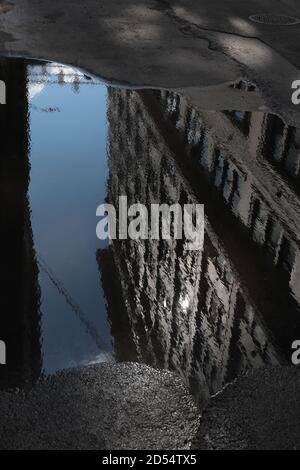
[28, 82, 45, 99]
[81, 352, 114, 366]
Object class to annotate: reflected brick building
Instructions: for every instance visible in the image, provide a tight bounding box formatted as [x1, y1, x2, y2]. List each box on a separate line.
[0, 59, 42, 389]
[98, 85, 300, 405]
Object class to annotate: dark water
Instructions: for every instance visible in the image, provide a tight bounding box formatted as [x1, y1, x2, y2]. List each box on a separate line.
[0, 58, 299, 406]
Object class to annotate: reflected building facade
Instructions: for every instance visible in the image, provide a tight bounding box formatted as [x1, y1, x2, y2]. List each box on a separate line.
[102, 85, 300, 405]
[0, 59, 42, 390]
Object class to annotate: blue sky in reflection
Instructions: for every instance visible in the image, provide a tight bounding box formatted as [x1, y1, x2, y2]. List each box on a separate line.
[28, 63, 113, 374]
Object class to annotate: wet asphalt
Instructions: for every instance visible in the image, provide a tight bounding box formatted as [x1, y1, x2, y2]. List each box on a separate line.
[1, 363, 300, 449]
[193, 366, 300, 450]
[0, 362, 199, 450]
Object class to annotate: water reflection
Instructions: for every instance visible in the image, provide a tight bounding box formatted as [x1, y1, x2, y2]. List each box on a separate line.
[27, 62, 113, 374]
[0, 58, 113, 390]
[101, 87, 300, 405]
[0, 58, 299, 405]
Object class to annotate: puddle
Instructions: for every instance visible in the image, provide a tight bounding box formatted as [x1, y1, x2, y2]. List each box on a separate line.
[0, 58, 300, 406]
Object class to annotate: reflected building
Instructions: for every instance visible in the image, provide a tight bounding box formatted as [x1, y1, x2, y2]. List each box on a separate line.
[0, 59, 42, 389]
[157, 87, 300, 354]
[97, 247, 137, 363]
[27, 62, 95, 94]
[101, 85, 300, 405]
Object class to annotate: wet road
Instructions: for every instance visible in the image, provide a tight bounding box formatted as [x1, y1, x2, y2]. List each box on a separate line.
[192, 366, 300, 450]
[1, 0, 300, 125]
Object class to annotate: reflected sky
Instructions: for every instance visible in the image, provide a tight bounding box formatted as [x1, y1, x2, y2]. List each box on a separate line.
[28, 63, 113, 373]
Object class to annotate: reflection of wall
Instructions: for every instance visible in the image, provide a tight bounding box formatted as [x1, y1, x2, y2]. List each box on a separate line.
[157, 88, 300, 353]
[97, 247, 137, 363]
[0, 59, 42, 390]
[161, 89, 300, 295]
[104, 87, 287, 405]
